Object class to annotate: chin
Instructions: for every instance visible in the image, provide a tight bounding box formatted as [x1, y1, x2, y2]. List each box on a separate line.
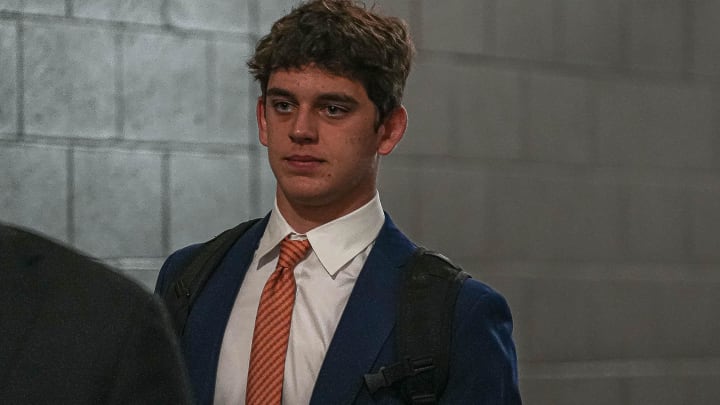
[285, 193, 334, 208]
[278, 185, 329, 205]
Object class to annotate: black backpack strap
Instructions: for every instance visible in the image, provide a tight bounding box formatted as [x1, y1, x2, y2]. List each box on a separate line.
[364, 247, 470, 404]
[163, 218, 261, 335]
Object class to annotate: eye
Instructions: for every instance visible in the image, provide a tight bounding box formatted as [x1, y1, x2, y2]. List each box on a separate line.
[273, 101, 294, 113]
[324, 104, 348, 117]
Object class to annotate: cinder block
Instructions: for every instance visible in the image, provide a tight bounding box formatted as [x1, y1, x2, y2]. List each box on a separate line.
[0, 0, 65, 15]
[0, 21, 17, 135]
[562, 0, 622, 67]
[166, 0, 250, 33]
[616, 282, 720, 359]
[401, 62, 453, 155]
[0, 144, 68, 242]
[692, 0, 720, 76]
[629, 0, 685, 72]
[387, 59, 516, 160]
[495, 0, 556, 60]
[595, 80, 715, 168]
[527, 72, 591, 163]
[626, 185, 690, 261]
[614, 281, 717, 360]
[627, 376, 690, 405]
[416, 167, 491, 260]
[522, 278, 720, 361]
[73, 0, 164, 25]
[73, 148, 163, 258]
[523, 278, 598, 361]
[523, 374, 720, 405]
[23, 22, 115, 138]
[213, 39, 253, 144]
[692, 188, 720, 260]
[373, 0, 412, 25]
[520, 377, 623, 405]
[258, 0, 298, 33]
[688, 376, 720, 404]
[256, 0, 415, 35]
[116, 269, 157, 291]
[452, 66, 522, 159]
[122, 31, 208, 142]
[106, 257, 166, 291]
[420, 0, 490, 54]
[169, 152, 251, 252]
[377, 162, 422, 240]
[489, 176, 622, 260]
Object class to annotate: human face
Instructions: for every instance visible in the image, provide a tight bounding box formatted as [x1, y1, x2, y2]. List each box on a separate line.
[257, 66, 406, 221]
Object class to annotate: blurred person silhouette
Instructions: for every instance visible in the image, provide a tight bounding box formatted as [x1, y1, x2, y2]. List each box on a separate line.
[0, 222, 193, 404]
[156, 1, 521, 404]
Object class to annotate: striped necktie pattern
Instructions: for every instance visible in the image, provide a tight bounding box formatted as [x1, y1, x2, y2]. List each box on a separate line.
[246, 236, 311, 405]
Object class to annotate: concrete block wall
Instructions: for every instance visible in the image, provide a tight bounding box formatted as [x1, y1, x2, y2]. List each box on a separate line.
[0, 0, 280, 285]
[1, 1, 719, 403]
[375, 0, 720, 403]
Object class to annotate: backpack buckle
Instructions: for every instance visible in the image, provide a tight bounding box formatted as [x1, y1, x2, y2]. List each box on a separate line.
[409, 393, 437, 404]
[364, 356, 436, 394]
[407, 356, 435, 375]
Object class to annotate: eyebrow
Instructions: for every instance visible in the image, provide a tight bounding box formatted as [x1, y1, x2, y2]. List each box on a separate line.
[266, 87, 359, 106]
[316, 93, 359, 106]
[266, 87, 297, 102]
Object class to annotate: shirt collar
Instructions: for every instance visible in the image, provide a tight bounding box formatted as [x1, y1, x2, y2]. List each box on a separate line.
[255, 192, 385, 277]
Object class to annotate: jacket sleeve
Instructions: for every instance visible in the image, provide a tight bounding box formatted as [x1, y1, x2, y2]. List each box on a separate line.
[106, 293, 194, 405]
[440, 279, 522, 404]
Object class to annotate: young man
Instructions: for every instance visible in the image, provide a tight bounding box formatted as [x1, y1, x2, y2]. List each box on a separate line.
[0, 222, 192, 404]
[156, 1, 521, 404]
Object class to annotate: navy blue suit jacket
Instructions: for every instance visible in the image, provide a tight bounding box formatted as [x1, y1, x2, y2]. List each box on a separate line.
[155, 214, 521, 404]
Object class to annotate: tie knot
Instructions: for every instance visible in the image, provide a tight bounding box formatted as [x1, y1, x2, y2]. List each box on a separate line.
[277, 236, 311, 270]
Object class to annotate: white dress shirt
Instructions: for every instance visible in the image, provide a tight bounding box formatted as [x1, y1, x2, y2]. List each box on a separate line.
[214, 193, 385, 405]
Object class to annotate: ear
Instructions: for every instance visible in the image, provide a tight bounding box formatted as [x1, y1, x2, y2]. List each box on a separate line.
[376, 105, 407, 156]
[257, 97, 269, 146]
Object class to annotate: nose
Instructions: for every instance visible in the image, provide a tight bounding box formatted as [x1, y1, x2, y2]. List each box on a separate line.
[289, 108, 318, 144]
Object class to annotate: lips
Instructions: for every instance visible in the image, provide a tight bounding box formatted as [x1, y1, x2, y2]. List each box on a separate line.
[284, 155, 324, 169]
[286, 155, 323, 163]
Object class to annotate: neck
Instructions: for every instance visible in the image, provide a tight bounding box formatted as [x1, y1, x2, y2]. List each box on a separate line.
[276, 192, 376, 234]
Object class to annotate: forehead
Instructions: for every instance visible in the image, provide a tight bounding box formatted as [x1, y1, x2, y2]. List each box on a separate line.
[267, 66, 370, 100]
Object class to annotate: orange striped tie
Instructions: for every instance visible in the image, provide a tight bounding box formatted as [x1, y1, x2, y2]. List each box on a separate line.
[246, 236, 311, 405]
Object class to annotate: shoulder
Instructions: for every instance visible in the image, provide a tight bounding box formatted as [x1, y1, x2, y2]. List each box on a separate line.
[453, 278, 515, 342]
[456, 278, 513, 320]
[155, 217, 268, 293]
[443, 278, 521, 402]
[448, 273, 517, 363]
[158, 243, 204, 276]
[155, 242, 204, 294]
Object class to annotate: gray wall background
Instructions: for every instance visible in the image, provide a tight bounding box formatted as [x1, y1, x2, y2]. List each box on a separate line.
[1, 0, 719, 403]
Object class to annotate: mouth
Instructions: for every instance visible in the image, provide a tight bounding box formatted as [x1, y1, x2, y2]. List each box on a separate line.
[284, 155, 325, 169]
[286, 155, 323, 163]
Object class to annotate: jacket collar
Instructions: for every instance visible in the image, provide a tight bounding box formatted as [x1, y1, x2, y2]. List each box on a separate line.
[309, 214, 416, 404]
[184, 214, 416, 405]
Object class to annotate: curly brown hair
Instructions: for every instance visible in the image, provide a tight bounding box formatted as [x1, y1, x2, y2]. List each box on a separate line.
[247, 0, 415, 124]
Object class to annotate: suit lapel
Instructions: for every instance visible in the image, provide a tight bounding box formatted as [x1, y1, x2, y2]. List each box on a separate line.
[182, 217, 269, 404]
[310, 216, 416, 404]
